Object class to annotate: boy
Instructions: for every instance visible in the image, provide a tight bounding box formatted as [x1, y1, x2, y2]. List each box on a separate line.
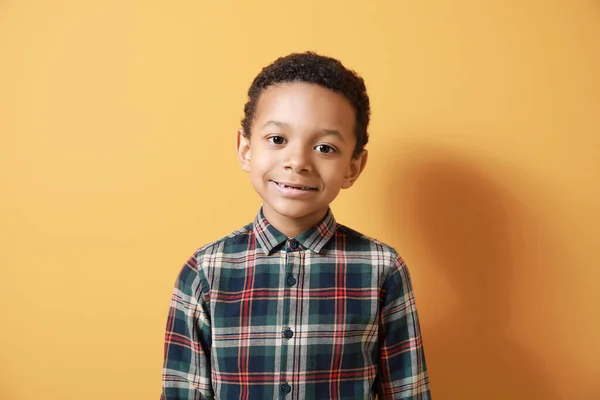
[161, 52, 430, 399]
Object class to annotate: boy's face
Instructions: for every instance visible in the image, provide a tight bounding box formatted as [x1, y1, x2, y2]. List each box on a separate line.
[237, 82, 367, 234]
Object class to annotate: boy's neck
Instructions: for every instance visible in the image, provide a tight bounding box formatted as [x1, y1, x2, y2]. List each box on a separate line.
[262, 205, 329, 238]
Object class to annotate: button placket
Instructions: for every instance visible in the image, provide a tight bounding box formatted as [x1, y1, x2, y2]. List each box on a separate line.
[280, 239, 302, 396]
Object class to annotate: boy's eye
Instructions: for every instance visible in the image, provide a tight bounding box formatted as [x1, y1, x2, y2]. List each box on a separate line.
[315, 144, 335, 154]
[268, 136, 286, 145]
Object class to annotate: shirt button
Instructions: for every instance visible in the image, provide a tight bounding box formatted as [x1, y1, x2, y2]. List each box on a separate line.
[281, 383, 292, 394]
[286, 275, 297, 287]
[289, 239, 299, 250]
[283, 328, 294, 339]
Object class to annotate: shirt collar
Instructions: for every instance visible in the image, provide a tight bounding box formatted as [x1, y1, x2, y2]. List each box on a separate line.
[253, 206, 337, 255]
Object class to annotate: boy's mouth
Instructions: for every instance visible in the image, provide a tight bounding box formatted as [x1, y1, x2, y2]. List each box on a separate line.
[271, 181, 318, 191]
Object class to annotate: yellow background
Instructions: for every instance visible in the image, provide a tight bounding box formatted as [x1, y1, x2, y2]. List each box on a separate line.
[1, 1, 599, 399]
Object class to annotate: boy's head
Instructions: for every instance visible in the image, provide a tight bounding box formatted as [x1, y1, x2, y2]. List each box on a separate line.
[237, 52, 371, 233]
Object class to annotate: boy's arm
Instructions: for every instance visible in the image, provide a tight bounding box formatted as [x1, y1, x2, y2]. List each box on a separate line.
[375, 253, 431, 399]
[161, 254, 214, 400]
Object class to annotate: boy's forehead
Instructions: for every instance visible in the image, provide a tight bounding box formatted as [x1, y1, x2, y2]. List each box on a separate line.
[252, 82, 356, 134]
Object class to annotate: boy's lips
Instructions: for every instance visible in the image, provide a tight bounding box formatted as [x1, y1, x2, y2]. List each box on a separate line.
[270, 180, 318, 191]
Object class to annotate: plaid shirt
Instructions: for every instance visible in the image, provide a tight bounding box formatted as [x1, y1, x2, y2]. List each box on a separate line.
[161, 208, 430, 399]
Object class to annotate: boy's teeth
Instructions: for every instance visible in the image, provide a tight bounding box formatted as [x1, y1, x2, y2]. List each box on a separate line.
[278, 182, 312, 190]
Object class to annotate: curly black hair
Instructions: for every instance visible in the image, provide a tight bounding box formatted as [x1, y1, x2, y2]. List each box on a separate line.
[241, 51, 370, 158]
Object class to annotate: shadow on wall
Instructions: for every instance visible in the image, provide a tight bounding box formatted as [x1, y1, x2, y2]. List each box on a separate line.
[387, 148, 559, 400]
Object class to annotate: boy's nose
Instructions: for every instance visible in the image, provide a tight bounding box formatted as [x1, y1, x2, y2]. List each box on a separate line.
[283, 146, 312, 173]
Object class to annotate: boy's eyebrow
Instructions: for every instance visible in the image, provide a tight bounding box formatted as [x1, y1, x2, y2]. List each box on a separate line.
[262, 120, 290, 129]
[262, 120, 345, 142]
[318, 129, 345, 142]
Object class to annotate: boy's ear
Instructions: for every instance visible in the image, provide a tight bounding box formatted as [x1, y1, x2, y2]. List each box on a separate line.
[236, 129, 251, 172]
[342, 149, 368, 189]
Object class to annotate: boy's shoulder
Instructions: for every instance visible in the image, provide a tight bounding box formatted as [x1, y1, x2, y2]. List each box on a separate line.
[335, 223, 401, 258]
[193, 221, 255, 256]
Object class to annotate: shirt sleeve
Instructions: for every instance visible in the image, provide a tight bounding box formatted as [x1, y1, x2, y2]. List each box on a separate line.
[375, 253, 431, 399]
[161, 254, 214, 400]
